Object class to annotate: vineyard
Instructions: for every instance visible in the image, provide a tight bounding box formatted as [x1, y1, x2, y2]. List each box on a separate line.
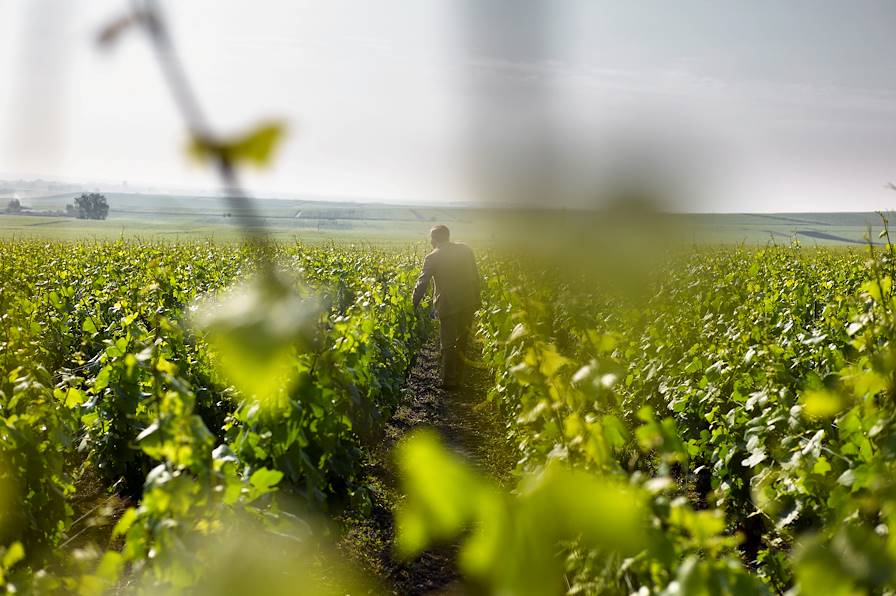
[2, 236, 896, 594]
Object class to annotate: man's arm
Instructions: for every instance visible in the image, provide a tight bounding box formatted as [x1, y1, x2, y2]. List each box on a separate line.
[469, 248, 481, 309]
[412, 253, 435, 309]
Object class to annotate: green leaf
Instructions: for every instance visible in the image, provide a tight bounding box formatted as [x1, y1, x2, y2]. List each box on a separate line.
[92, 366, 111, 393]
[82, 317, 98, 334]
[793, 528, 894, 596]
[95, 550, 123, 581]
[63, 387, 87, 408]
[812, 456, 831, 476]
[686, 510, 725, 542]
[2, 542, 24, 569]
[801, 389, 845, 419]
[860, 277, 891, 302]
[508, 323, 527, 344]
[837, 469, 855, 487]
[189, 121, 286, 167]
[742, 449, 767, 468]
[395, 431, 647, 596]
[191, 270, 321, 408]
[601, 414, 629, 449]
[394, 429, 495, 558]
[113, 508, 138, 537]
[684, 357, 702, 374]
[536, 344, 569, 377]
[667, 556, 771, 596]
[249, 468, 284, 492]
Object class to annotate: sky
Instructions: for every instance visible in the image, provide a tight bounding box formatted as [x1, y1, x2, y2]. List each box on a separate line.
[1, 0, 895, 212]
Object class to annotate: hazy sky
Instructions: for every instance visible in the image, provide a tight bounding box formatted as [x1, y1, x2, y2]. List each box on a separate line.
[1, 1, 895, 212]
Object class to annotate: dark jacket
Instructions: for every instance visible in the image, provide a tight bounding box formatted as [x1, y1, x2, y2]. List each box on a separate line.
[412, 242, 481, 316]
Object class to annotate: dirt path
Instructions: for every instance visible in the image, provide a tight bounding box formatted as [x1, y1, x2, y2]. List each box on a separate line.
[339, 337, 515, 595]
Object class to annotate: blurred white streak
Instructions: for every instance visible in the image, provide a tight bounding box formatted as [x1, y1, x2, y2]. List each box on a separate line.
[4, 0, 73, 177]
[461, 0, 559, 207]
[458, 1, 722, 212]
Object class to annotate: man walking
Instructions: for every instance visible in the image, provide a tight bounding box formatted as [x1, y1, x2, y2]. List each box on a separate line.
[413, 225, 481, 389]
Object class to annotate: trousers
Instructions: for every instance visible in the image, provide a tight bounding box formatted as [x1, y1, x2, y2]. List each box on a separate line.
[438, 308, 475, 386]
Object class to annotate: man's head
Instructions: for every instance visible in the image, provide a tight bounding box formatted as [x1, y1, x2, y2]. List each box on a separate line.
[430, 224, 450, 248]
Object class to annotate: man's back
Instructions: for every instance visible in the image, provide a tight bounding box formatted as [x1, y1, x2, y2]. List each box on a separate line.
[413, 241, 480, 316]
[413, 226, 481, 388]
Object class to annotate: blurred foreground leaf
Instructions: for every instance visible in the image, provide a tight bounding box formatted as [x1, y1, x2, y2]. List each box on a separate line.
[395, 430, 647, 596]
[189, 122, 286, 167]
[792, 527, 895, 595]
[661, 556, 770, 596]
[191, 269, 320, 408]
[165, 518, 373, 596]
[800, 388, 845, 419]
[395, 430, 500, 557]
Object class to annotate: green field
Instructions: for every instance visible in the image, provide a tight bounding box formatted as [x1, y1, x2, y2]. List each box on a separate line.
[1, 191, 893, 245]
[0, 192, 485, 243]
[4, 199, 896, 593]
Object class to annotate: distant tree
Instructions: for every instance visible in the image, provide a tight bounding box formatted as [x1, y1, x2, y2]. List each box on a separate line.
[73, 192, 109, 220]
[6, 198, 21, 212]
